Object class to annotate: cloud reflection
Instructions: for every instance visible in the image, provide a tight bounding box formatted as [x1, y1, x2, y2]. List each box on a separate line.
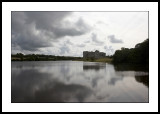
[12, 68, 92, 103]
[12, 61, 149, 102]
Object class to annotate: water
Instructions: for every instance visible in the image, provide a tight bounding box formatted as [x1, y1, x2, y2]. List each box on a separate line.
[11, 61, 149, 103]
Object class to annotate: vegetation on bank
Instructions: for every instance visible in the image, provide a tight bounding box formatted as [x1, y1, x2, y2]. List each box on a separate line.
[11, 54, 82, 61]
[113, 39, 149, 65]
[11, 53, 113, 63]
[73, 56, 113, 63]
[94, 57, 112, 63]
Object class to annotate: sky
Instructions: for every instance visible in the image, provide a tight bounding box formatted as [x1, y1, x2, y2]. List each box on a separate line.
[11, 11, 148, 57]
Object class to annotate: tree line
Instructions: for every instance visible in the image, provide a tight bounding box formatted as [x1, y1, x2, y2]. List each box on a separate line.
[113, 39, 149, 65]
[11, 53, 82, 61]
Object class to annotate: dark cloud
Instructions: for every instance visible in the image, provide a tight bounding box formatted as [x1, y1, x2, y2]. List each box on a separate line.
[52, 18, 91, 38]
[108, 35, 123, 43]
[91, 33, 104, 45]
[24, 11, 70, 31]
[12, 26, 52, 51]
[11, 12, 91, 52]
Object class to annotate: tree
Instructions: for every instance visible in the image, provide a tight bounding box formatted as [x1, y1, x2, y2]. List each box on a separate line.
[16, 53, 24, 61]
[113, 39, 149, 64]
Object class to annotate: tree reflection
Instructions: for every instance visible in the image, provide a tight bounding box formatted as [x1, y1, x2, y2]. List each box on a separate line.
[134, 76, 149, 87]
[114, 64, 149, 72]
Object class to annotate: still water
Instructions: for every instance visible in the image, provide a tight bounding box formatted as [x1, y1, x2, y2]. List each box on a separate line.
[11, 61, 149, 103]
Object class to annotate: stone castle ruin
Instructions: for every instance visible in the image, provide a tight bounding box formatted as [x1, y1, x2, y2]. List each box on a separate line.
[83, 50, 106, 59]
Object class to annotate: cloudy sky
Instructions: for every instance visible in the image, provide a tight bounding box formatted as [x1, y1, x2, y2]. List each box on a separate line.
[11, 11, 148, 57]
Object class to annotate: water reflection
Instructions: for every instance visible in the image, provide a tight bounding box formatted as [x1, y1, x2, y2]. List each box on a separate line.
[12, 69, 92, 103]
[135, 76, 149, 87]
[83, 62, 106, 71]
[12, 61, 149, 103]
[114, 64, 149, 71]
[113, 64, 149, 88]
[108, 76, 123, 85]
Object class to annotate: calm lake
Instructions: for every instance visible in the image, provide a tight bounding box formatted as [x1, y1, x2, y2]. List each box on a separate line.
[11, 61, 149, 103]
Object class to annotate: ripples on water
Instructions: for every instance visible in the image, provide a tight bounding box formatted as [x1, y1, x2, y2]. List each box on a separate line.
[11, 61, 149, 103]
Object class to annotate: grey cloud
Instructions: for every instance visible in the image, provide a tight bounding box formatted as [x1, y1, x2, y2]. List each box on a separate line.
[76, 18, 90, 33]
[97, 21, 109, 26]
[66, 40, 86, 48]
[108, 35, 123, 43]
[25, 11, 71, 31]
[53, 18, 91, 38]
[66, 40, 74, 45]
[13, 26, 52, 51]
[11, 12, 91, 52]
[104, 46, 114, 55]
[91, 33, 104, 45]
[76, 44, 86, 47]
[60, 44, 70, 55]
[84, 41, 90, 43]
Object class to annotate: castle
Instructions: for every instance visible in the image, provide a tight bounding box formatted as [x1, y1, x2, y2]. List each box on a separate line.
[83, 50, 106, 59]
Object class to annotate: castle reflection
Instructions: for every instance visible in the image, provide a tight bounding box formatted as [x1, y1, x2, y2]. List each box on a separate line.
[83, 62, 106, 71]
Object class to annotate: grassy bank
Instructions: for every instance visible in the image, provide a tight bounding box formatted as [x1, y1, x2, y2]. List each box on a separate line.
[11, 53, 113, 63]
[74, 57, 113, 63]
[94, 58, 113, 63]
